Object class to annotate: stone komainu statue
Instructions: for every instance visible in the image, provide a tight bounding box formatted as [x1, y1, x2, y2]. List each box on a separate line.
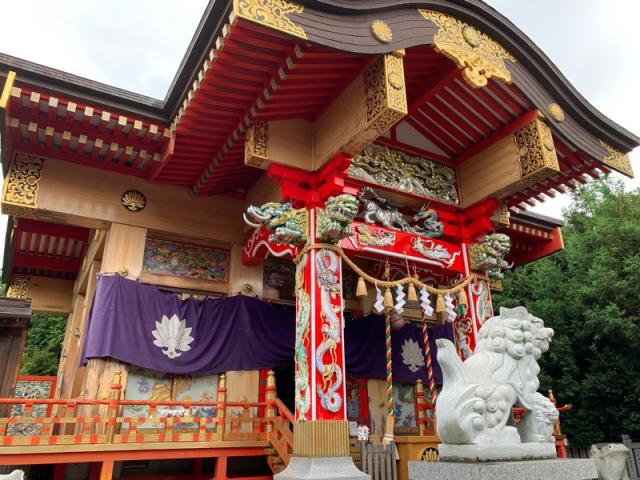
[435, 306, 557, 446]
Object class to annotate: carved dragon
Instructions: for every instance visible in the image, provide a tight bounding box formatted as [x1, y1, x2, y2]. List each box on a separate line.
[316, 194, 359, 243]
[244, 202, 307, 246]
[470, 233, 513, 279]
[358, 187, 444, 237]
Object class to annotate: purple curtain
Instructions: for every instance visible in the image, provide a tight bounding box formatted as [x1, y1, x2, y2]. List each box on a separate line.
[82, 274, 295, 374]
[82, 274, 452, 382]
[344, 314, 453, 385]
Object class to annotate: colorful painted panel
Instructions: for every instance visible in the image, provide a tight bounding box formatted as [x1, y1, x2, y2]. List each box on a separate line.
[143, 238, 229, 282]
[8, 377, 55, 436]
[123, 368, 218, 430]
[393, 382, 418, 434]
[263, 258, 295, 299]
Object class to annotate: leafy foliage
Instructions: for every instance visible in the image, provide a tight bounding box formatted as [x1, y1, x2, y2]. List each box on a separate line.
[494, 178, 640, 446]
[20, 314, 67, 376]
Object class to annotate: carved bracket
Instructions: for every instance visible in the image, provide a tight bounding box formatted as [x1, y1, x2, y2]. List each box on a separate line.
[1, 153, 44, 218]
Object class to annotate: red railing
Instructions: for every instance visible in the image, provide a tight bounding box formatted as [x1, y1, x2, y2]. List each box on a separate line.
[0, 397, 276, 447]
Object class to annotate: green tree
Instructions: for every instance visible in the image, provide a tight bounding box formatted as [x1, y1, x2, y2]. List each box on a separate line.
[494, 177, 640, 446]
[20, 314, 67, 376]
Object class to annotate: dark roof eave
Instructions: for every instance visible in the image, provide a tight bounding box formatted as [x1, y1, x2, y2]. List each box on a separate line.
[295, 0, 640, 152]
[0, 0, 637, 152]
[511, 210, 565, 229]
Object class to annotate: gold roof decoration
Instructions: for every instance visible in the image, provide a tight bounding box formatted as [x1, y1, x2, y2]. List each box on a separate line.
[371, 20, 393, 43]
[233, 0, 307, 40]
[600, 140, 634, 177]
[121, 190, 147, 212]
[547, 103, 565, 122]
[418, 10, 516, 88]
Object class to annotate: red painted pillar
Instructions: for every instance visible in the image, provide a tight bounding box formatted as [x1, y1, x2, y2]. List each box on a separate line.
[214, 456, 227, 480]
[294, 207, 347, 423]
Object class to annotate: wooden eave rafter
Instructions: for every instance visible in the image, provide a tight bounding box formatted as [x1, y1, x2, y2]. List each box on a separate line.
[9, 219, 90, 279]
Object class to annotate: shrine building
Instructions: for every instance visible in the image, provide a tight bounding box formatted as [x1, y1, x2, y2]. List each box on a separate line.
[0, 1, 637, 479]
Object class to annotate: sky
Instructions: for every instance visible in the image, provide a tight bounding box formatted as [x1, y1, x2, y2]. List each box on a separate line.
[0, 0, 638, 258]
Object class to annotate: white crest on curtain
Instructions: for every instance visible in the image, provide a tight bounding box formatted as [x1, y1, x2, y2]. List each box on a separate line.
[401, 338, 425, 373]
[151, 314, 194, 359]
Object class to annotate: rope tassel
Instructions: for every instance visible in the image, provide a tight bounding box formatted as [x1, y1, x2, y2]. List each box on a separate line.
[356, 276, 368, 297]
[435, 294, 446, 314]
[383, 287, 394, 311]
[407, 282, 417, 302]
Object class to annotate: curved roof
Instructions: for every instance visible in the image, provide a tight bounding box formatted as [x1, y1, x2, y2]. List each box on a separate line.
[0, 0, 636, 198]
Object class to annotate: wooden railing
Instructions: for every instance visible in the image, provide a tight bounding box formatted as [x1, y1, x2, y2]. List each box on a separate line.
[0, 370, 297, 476]
[269, 398, 294, 468]
[0, 397, 271, 447]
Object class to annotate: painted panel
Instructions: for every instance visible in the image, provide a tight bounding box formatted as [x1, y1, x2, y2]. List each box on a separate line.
[393, 382, 418, 435]
[7, 377, 55, 436]
[143, 238, 229, 282]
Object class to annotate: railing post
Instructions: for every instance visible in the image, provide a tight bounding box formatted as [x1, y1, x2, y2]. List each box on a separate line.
[105, 371, 122, 444]
[215, 373, 227, 441]
[415, 380, 427, 436]
[265, 370, 276, 435]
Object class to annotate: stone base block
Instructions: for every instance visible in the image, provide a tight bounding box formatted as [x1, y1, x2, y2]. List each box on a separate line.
[275, 456, 369, 480]
[408, 459, 598, 480]
[439, 442, 557, 462]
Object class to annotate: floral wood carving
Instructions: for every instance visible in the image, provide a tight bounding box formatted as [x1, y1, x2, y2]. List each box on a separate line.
[419, 10, 516, 88]
[350, 144, 458, 203]
[1, 153, 44, 218]
[7, 276, 30, 299]
[514, 118, 560, 183]
[371, 20, 393, 43]
[245, 122, 269, 168]
[121, 190, 147, 212]
[365, 54, 408, 131]
[234, 0, 307, 40]
[600, 140, 634, 177]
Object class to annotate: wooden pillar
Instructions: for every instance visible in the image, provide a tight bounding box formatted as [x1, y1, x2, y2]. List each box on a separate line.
[105, 371, 122, 443]
[215, 374, 227, 441]
[98, 460, 114, 480]
[415, 380, 427, 436]
[292, 207, 350, 457]
[265, 370, 276, 434]
[214, 456, 227, 480]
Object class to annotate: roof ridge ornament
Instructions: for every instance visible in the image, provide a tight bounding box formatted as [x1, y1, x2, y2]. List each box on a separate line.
[418, 10, 516, 88]
[233, 0, 307, 40]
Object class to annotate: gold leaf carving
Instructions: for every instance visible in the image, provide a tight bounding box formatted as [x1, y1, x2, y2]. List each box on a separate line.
[1, 153, 44, 218]
[7, 276, 30, 299]
[547, 103, 565, 122]
[419, 10, 516, 88]
[364, 54, 408, 134]
[350, 144, 458, 203]
[514, 118, 560, 183]
[121, 190, 147, 212]
[234, 0, 307, 40]
[600, 140, 634, 177]
[371, 20, 393, 43]
[245, 122, 270, 168]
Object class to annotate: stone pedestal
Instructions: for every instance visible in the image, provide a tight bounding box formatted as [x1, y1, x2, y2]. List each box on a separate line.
[439, 442, 557, 462]
[275, 457, 369, 480]
[408, 459, 598, 480]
